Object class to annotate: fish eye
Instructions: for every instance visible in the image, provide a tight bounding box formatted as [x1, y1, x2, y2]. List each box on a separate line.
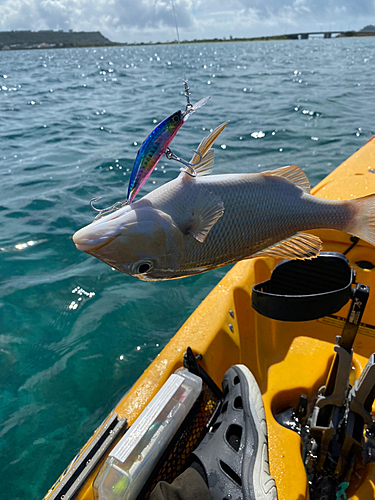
[134, 260, 153, 274]
[173, 114, 180, 123]
[138, 263, 150, 273]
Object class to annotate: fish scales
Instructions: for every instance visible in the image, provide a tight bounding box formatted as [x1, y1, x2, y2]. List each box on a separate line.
[73, 168, 367, 280]
[74, 125, 375, 280]
[142, 173, 353, 275]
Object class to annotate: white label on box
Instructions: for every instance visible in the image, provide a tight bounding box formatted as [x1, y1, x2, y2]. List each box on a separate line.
[110, 374, 184, 463]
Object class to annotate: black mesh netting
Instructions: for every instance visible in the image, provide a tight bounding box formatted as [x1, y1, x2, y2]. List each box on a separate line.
[139, 381, 219, 499]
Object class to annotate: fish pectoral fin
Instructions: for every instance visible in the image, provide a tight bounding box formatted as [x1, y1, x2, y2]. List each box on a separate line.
[190, 121, 228, 174]
[261, 165, 311, 194]
[188, 189, 225, 243]
[252, 232, 322, 260]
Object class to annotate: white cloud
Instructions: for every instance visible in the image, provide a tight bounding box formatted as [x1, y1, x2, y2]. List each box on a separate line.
[0, 0, 374, 43]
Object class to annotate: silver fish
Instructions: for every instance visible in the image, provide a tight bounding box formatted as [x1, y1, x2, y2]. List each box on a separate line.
[73, 125, 375, 281]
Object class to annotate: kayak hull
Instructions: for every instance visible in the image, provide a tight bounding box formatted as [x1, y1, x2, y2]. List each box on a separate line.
[46, 137, 375, 500]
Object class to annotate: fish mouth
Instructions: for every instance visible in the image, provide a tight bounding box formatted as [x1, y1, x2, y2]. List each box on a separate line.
[73, 234, 118, 252]
[73, 224, 118, 252]
[73, 206, 131, 252]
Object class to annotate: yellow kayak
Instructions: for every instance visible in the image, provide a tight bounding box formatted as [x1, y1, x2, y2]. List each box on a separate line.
[45, 137, 375, 500]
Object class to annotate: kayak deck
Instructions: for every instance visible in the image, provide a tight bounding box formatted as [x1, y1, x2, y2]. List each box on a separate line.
[54, 137, 375, 500]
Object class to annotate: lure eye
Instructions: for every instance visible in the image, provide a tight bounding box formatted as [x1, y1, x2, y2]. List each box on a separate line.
[173, 114, 180, 123]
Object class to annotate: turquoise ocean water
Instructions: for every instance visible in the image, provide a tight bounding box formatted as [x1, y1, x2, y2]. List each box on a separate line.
[1, 38, 375, 499]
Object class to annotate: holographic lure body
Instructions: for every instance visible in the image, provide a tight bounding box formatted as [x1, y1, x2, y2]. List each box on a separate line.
[127, 110, 184, 203]
[127, 95, 210, 203]
[89, 84, 209, 218]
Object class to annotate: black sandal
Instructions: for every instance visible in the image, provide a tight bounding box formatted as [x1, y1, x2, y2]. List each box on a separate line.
[191, 364, 278, 500]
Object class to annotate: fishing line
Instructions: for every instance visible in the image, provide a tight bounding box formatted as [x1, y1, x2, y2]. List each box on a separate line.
[171, 0, 189, 98]
[89, 1, 208, 217]
[171, 0, 181, 51]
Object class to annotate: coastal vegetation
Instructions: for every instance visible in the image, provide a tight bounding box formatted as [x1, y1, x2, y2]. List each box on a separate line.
[1, 25, 375, 51]
[0, 30, 114, 50]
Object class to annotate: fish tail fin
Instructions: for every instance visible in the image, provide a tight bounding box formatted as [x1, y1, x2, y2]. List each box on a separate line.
[347, 194, 375, 246]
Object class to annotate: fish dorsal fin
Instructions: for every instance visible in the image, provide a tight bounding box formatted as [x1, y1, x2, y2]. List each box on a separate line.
[188, 188, 225, 242]
[261, 165, 310, 193]
[193, 149, 214, 176]
[252, 232, 322, 260]
[190, 121, 228, 176]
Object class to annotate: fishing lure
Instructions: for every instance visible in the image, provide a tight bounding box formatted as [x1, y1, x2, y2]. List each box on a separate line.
[127, 89, 209, 204]
[90, 82, 209, 219]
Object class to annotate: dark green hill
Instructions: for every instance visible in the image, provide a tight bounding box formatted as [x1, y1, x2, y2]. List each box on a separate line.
[360, 25, 375, 32]
[0, 30, 114, 50]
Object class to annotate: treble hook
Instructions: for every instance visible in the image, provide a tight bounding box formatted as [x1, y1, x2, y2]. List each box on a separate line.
[165, 147, 202, 177]
[90, 197, 128, 220]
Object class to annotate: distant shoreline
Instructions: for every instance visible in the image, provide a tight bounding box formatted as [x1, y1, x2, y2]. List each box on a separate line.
[1, 29, 375, 51]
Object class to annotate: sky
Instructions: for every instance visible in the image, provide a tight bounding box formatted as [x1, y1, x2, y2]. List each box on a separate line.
[0, 0, 374, 44]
